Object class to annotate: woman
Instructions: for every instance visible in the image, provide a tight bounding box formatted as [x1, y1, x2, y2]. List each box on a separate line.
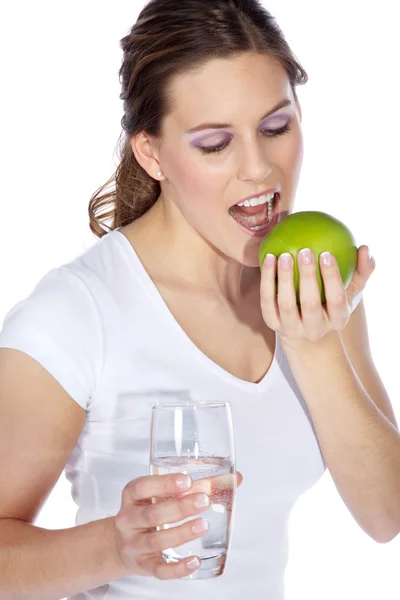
[0, 0, 398, 598]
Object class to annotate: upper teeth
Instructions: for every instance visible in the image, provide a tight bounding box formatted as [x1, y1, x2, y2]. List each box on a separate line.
[237, 192, 276, 207]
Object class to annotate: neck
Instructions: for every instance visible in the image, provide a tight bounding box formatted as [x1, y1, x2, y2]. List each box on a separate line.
[121, 197, 259, 306]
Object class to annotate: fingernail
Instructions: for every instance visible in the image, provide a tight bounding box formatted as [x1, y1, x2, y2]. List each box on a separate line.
[368, 248, 373, 262]
[187, 556, 200, 570]
[194, 493, 210, 508]
[264, 253, 275, 267]
[280, 253, 292, 269]
[176, 475, 191, 489]
[192, 518, 208, 534]
[320, 251, 333, 266]
[299, 248, 312, 265]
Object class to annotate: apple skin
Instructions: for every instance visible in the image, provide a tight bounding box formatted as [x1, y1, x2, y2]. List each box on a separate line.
[258, 211, 358, 306]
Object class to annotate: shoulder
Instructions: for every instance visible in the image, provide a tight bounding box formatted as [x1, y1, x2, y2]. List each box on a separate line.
[2, 266, 99, 326]
[0, 266, 104, 408]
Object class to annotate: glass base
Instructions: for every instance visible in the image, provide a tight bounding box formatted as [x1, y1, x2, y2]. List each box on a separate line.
[163, 552, 226, 580]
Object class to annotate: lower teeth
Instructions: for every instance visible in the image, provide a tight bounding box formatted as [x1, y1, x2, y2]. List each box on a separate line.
[247, 199, 274, 231]
[248, 224, 268, 231]
[230, 194, 276, 232]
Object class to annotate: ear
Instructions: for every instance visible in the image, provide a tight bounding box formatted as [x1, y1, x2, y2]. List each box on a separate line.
[130, 132, 162, 179]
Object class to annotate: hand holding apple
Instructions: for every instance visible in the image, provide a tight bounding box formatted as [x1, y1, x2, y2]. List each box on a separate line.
[258, 211, 375, 348]
[259, 211, 359, 306]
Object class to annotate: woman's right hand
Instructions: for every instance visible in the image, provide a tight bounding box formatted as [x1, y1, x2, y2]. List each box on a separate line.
[110, 473, 212, 580]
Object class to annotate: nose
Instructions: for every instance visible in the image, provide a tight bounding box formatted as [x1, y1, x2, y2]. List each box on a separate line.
[237, 141, 272, 184]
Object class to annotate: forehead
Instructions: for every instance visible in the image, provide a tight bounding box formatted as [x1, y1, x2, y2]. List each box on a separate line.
[165, 53, 292, 128]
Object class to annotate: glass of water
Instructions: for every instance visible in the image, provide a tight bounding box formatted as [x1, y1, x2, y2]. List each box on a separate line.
[150, 396, 236, 580]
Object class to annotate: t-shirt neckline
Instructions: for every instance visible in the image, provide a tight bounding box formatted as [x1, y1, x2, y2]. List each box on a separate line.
[112, 227, 282, 395]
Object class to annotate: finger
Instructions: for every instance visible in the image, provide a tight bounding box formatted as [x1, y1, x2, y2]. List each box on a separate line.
[138, 553, 201, 580]
[354, 245, 375, 278]
[179, 471, 237, 499]
[135, 516, 209, 554]
[122, 474, 192, 506]
[319, 251, 349, 329]
[277, 253, 301, 330]
[297, 249, 326, 337]
[121, 491, 210, 529]
[126, 471, 237, 528]
[346, 245, 375, 301]
[260, 254, 280, 329]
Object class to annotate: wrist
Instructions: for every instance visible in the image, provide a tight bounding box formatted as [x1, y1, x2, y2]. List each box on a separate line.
[101, 516, 131, 579]
[280, 330, 342, 358]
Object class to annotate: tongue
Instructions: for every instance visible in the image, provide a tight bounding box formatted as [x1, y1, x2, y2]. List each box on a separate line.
[229, 202, 269, 228]
[233, 203, 266, 215]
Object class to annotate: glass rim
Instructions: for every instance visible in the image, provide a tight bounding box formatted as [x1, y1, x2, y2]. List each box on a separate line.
[152, 400, 230, 410]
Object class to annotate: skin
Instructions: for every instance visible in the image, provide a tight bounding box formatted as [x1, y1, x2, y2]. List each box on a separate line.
[127, 52, 304, 307]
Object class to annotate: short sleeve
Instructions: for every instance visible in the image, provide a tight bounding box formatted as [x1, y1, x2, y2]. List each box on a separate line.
[0, 267, 103, 410]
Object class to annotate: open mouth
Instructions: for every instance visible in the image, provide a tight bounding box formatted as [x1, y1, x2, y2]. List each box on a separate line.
[228, 192, 280, 233]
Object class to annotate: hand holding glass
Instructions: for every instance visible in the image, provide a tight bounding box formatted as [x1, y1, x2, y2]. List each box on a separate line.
[150, 399, 236, 579]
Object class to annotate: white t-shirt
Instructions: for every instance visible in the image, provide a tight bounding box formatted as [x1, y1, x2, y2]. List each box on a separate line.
[0, 228, 363, 599]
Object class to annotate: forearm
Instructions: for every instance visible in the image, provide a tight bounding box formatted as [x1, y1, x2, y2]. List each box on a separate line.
[282, 331, 400, 543]
[0, 516, 127, 600]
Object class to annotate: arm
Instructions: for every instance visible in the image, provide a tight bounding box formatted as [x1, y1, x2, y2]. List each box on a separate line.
[0, 347, 127, 599]
[281, 325, 400, 544]
[0, 516, 125, 600]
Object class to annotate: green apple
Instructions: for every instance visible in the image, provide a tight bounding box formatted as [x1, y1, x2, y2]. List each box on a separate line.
[258, 211, 358, 306]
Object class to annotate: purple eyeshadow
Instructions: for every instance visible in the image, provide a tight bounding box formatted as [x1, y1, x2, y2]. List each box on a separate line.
[190, 133, 231, 147]
[188, 113, 291, 148]
[262, 114, 290, 127]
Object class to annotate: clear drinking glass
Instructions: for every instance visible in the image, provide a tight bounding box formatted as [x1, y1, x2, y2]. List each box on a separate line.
[150, 394, 236, 580]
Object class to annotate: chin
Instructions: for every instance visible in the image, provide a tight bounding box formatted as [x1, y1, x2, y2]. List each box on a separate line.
[238, 251, 262, 269]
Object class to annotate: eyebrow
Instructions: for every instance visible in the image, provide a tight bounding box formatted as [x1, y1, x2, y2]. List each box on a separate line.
[185, 98, 292, 134]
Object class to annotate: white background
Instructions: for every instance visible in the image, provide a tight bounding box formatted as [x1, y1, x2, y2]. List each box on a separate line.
[1, 1, 399, 598]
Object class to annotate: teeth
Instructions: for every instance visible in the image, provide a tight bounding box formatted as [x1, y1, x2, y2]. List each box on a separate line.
[237, 192, 276, 207]
[229, 191, 278, 232]
[244, 198, 275, 231]
[247, 224, 268, 231]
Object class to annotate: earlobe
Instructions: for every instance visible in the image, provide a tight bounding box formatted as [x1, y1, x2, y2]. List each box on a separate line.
[130, 131, 160, 177]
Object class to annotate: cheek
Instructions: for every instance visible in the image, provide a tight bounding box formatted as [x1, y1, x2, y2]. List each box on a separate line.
[287, 129, 304, 167]
[276, 130, 304, 183]
[289, 132, 304, 178]
[172, 153, 217, 208]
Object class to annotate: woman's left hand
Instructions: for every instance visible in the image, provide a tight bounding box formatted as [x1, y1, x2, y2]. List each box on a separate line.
[260, 244, 375, 349]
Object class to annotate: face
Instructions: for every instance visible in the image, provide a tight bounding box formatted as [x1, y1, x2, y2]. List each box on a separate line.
[138, 52, 304, 268]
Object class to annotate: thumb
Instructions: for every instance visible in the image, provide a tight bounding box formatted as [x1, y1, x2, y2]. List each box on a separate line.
[347, 245, 375, 300]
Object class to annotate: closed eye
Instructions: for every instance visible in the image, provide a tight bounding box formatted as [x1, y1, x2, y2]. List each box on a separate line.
[199, 122, 292, 156]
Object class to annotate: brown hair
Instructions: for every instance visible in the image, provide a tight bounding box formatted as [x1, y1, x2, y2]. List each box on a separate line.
[88, 0, 308, 239]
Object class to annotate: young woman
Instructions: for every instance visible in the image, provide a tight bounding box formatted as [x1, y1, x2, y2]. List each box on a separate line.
[0, 0, 398, 599]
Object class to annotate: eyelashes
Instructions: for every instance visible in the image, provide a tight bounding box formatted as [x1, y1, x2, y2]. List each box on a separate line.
[199, 122, 292, 156]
